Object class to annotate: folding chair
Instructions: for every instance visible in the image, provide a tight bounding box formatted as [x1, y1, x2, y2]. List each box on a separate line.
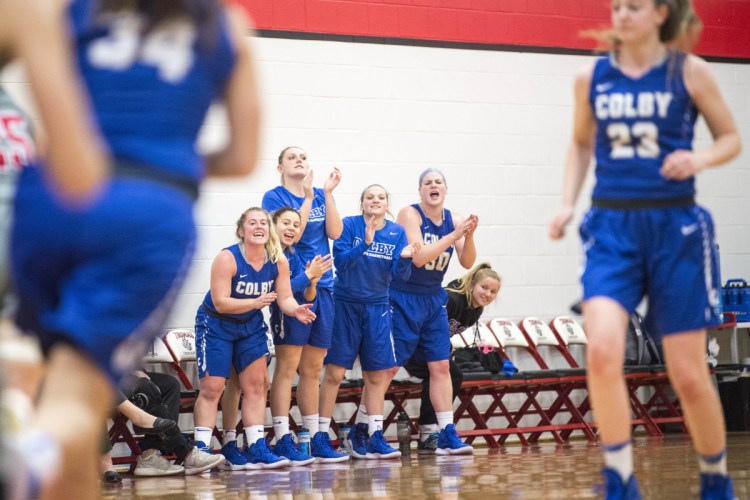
[471, 318, 587, 444]
[517, 318, 595, 441]
[520, 317, 587, 376]
[449, 323, 537, 447]
[549, 316, 588, 370]
[549, 316, 685, 437]
[160, 328, 198, 391]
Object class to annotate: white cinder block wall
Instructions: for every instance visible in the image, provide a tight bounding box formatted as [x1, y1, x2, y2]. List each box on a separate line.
[2, 35, 748, 331]
[177, 36, 750, 330]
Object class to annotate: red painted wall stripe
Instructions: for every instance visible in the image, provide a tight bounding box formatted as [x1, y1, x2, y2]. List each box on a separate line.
[232, 0, 750, 60]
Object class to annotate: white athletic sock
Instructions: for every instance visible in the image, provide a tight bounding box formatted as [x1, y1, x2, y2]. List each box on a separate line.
[223, 430, 237, 443]
[245, 425, 265, 446]
[272, 416, 289, 440]
[318, 416, 332, 434]
[436, 412, 453, 431]
[194, 427, 213, 448]
[302, 414, 319, 435]
[355, 404, 369, 425]
[368, 415, 384, 434]
[603, 441, 633, 481]
[420, 424, 438, 440]
[698, 449, 728, 475]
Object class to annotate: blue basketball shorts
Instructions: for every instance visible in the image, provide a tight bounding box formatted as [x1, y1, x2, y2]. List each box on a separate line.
[271, 295, 317, 347]
[390, 288, 451, 365]
[194, 307, 269, 379]
[308, 287, 334, 349]
[579, 204, 722, 339]
[11, 167, 195, 383]
[324, 299, 396, 371]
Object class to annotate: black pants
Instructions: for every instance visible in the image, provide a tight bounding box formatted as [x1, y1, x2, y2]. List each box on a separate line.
[402, 358, 463, 426]
[125, 371, 193, 460]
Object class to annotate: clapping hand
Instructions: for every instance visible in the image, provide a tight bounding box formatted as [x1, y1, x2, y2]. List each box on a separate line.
[306, 254, 333, 284]
[324, 166, 342, 194]
[401, 241, 421, 258]
[294, 303, 317, 324]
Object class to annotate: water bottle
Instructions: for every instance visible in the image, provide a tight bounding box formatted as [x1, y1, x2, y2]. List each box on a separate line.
[396, 412, 411, 456]
[338, 423, 350, 451]
[297, 426, 311, 456]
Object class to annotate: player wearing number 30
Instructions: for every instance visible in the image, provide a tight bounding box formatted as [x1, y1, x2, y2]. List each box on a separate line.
[387, 168, 479, 455]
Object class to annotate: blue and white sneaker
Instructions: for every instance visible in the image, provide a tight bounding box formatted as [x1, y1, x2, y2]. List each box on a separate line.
[273, 433, 315, 466]
[244, 438, 290, 469]
[700, 473, 736, 500]
[220, 440, 248, 471]
[600, 468, 641, 500]
[345, 423, 369, 459]
[365, 430, 401, 459]
[311, 432, 349, 463]
[436, 424, 473, 456]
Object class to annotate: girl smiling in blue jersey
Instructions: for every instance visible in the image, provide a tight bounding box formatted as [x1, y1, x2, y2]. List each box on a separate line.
[268, 207, 334, 464]
[193, 207, 316, 470]
[549, 1, 741, 498]
[316, 184, 421, 460]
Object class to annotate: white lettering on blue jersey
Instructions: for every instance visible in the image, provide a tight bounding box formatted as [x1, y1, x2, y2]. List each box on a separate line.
[235, 280, 274, 296]
[308, 205, 326, 223]
[594, 91, 673, 120]
[423, 233, 440, 245]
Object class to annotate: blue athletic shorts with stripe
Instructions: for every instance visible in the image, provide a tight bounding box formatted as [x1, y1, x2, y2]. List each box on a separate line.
[271, 296, 316, 347]
[194, 307, 269, 379]
[272, 288, 332, 349]
[390, 288, 451, 366]
[324, 299, 396, 371]
[11, 167, 195, 383]
[579, 204, 723, 339]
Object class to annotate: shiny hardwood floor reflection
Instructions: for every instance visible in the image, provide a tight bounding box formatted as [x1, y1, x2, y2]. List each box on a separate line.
[102, 433, 750, 499]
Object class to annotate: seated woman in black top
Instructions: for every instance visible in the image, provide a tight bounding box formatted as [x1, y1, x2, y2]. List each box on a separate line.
[403, 262, 501, 453]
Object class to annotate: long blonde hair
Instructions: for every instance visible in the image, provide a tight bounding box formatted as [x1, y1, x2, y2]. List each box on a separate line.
[446, 262, 501, 308]
[235, 207, 283, 263]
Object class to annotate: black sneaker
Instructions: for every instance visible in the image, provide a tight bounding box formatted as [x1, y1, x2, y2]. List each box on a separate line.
[417, 432, 438, 455]
[102, 471, 122, 483]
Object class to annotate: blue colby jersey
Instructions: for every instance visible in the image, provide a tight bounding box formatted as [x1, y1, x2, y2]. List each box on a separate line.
[590, 52, 698, 200]
[391, 204, 454, 295]
[333, 216, 411, 303]
[68, 0, 236, 185]
[262, 186, 334, 289]
[202, 244, 278, 324]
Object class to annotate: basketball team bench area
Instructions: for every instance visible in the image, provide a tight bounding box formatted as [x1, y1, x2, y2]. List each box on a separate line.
[108, 315, 692, 468]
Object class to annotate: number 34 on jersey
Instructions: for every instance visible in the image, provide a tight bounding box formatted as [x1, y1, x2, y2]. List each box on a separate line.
[87, 13, 196, 83]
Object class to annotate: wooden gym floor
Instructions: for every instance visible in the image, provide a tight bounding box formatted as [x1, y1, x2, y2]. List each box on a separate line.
[101, 432, 750, 499]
